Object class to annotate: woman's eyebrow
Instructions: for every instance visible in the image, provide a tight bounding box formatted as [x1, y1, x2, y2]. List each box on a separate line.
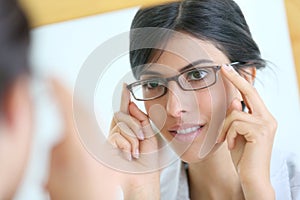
[140, 70, 162, 77]
[179, 59, 214, 72]
[139, 59, 214, 76]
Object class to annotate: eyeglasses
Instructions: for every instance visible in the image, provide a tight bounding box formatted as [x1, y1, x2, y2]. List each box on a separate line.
[127, 61, 240, 101]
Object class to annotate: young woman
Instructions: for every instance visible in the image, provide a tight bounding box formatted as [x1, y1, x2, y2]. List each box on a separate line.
[109, 0, 300, 199]
[0, 0, 33, 199]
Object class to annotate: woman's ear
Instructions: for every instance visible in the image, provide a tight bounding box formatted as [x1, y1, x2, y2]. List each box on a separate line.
[238, 67, 256, 85]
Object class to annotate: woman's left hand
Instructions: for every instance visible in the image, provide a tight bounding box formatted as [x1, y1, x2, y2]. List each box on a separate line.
[218, 64, 277, 200]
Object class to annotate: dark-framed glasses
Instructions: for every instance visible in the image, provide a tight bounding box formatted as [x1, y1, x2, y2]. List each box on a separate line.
[127, 61, 240, 101]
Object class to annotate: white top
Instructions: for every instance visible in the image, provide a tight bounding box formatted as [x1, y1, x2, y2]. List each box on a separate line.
[160, 148, 300, 200]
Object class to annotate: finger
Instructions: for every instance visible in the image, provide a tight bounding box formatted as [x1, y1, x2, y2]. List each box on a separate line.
[129, 102, 149, 126]
[217, 99, 243, 143]
[129, 102, 154, 138]
[120, 83, 131, 114]
[108, 132, 133, 161]
[117, 122, 140, 158]
[113, 122, 140, 159]
[113, 111, 144, 140]
[218, 112, 259, 144]
[221, 64, 266, 115]
[226, 120, 257, 149]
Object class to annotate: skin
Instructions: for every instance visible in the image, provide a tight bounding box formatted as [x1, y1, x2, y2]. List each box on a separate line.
[0, 77, 32, 199]
[109, 36, 277, 199]
[46, 79, 123, 200]
[46, 79, 159, 200]
[110, 84, 160, 200]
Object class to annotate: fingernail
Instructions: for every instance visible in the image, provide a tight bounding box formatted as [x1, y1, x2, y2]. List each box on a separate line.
[133, 149, 139, 159]
[138, 130, 144, 140]
[223, 64, 233, 71]
[124, 152, 132, 161]
[128, 154, 132, 161]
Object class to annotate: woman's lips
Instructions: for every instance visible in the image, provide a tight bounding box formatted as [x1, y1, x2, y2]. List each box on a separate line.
[168, 124, 205, 143]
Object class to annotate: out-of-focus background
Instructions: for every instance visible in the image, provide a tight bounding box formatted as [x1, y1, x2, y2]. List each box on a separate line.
[13, 0, 300, 199]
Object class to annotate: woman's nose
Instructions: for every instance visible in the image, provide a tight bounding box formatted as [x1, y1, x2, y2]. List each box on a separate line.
[166, 82, 187, 118]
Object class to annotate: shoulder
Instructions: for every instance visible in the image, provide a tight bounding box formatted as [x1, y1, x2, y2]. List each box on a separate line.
[270, 148, 300, 200]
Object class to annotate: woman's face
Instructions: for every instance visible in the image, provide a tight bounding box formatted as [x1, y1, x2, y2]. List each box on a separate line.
[141, 35, 241, 163]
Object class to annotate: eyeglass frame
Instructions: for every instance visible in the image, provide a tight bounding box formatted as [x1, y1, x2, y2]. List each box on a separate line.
[127, 61, 241, 101]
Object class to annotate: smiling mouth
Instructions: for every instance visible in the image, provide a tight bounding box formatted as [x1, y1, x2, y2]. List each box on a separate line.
[169, 125, 205, 135]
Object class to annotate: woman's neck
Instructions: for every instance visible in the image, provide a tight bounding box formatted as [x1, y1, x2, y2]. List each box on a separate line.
[188, 143, 244, 200]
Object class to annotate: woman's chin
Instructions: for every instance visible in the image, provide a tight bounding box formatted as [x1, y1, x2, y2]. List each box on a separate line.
[174, 142, 223, 163]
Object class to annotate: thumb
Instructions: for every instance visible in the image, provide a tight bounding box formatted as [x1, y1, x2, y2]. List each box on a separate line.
[129, 102, 149, 127]
[129, 102, 154, 138]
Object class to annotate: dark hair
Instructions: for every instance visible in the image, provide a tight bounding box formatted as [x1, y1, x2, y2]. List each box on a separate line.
[129, 0, 265, 79]
[0, 0, 30, 103]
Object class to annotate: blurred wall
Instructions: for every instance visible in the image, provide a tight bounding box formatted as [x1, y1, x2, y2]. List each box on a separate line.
[285, 0, 300, 93]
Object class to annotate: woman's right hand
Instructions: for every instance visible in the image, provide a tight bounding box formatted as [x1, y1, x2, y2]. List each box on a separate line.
[108, 84, 160, 200]
[108, 83, 157, 162]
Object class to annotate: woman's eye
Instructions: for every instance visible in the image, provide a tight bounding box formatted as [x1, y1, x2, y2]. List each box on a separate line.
[187, 69, 208, 80]
[143, 81, 160, 89]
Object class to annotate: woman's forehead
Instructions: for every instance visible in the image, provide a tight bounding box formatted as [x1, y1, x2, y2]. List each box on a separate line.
[152, 37, 228, 66]
[136, 34, 230, 78]
[147, 56, 214, 72]
[144, 46, 227, 73]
